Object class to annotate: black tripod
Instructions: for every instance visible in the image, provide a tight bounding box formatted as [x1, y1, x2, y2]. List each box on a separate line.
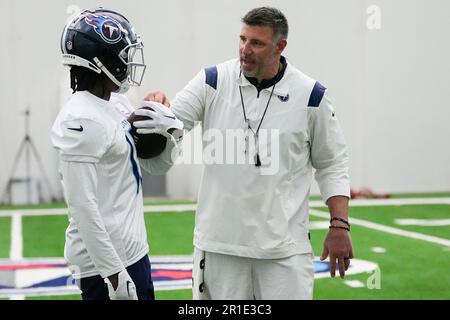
[1, 108, 57, 204]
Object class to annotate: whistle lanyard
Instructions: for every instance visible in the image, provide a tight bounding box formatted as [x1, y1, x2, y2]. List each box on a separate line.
[238, 74, 276, 167]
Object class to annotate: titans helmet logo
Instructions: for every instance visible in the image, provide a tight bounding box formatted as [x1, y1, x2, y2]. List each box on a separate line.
[85, 13, 123, 44]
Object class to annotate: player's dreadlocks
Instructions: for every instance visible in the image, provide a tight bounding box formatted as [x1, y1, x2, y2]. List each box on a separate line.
[69, 50, 122, 95]
[70, 66, 105, 94]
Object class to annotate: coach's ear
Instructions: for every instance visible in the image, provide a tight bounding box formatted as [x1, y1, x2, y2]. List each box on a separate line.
[275, 38, 287, 55]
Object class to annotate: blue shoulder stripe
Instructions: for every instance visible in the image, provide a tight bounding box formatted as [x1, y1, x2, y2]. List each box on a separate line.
[205, 66, 218, 90]
[308, 81, 326, 107]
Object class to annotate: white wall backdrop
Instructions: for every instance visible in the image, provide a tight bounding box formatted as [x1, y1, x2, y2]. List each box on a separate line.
[0, 0, 449, 202]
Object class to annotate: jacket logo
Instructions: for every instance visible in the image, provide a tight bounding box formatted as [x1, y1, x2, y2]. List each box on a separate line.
[278, 94, 290, 102]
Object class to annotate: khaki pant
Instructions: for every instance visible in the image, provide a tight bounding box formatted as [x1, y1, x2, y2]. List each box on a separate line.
[192, 248, 314, 300]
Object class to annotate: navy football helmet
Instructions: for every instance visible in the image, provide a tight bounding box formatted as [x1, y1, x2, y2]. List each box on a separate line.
[61, 8, 146, 93]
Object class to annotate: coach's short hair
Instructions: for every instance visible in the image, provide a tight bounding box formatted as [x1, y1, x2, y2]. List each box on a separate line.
[242, 7, 289, 40]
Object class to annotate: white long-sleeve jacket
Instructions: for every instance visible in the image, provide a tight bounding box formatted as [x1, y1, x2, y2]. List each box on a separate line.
[171, 58, 350, 259]
[51, 91, 179, 279]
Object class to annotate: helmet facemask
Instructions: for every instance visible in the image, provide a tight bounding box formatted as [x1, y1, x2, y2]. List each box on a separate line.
[97, 31, 146, 94]
[119, 36, 146, 87]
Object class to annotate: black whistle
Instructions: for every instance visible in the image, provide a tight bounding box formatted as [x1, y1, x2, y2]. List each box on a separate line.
[255, 153, 262, 167]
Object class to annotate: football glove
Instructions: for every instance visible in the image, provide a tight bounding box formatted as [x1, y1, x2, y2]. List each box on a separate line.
[104, 269, 138, 300]
[133, 101, 183, 137]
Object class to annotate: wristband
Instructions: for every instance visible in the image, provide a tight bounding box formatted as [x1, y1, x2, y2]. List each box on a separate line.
[330, 216, 350, 227]
[329, 225, 350, 232]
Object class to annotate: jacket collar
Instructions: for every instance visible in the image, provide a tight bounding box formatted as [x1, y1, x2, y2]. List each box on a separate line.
[236, 56, 290, 97]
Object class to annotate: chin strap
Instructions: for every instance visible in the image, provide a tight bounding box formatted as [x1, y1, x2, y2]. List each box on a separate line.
[93, 57, 130, 93]
[62, 54, 102, 74]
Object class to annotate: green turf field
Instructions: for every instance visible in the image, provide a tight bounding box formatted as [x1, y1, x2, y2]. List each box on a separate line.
[0, 217, 11, 258]
[0, 195, 449, 300]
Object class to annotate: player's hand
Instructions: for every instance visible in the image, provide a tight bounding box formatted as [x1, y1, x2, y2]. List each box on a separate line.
[133, 101, 184, 136]
[104, 269, 138, 300]
[320, 227, 354, 278]
[144, 91, 171, 107]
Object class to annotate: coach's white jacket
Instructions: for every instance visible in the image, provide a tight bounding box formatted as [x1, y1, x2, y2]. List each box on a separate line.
[172, 58, 350, 259]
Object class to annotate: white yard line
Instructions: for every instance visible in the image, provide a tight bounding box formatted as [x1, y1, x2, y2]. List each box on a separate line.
[10, 212, 23, 260]
[344, 280, 365, 288]
[0, 208, 69, 217]
[0, 198, 449, 217]
[310, 197, 450, 207]
[394, 219, 450, 226]
[0, 204, 198, 217]
[310, 209, 450, 247]
[143, 204, 197, 213]
[9, 212, 24, 300]
[339, 197, 450, 207]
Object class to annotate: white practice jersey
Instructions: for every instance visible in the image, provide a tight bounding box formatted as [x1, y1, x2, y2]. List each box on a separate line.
[171, 58, 350, 259]
[51, 91, 179, 279]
